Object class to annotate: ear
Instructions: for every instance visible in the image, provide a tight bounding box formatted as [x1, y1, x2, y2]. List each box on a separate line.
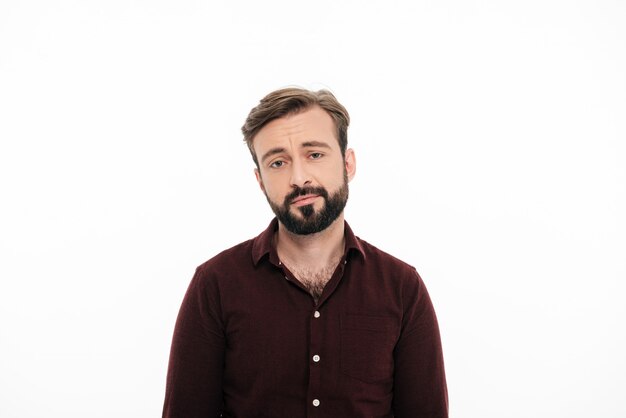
[344, 148, 356, 182]
[254, 168, 265, 192]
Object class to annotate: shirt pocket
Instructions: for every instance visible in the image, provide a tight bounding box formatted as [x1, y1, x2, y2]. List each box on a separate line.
[340, 314, 398, 383]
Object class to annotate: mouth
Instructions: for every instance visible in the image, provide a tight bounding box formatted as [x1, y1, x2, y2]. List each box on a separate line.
[290, 194, 320, 207]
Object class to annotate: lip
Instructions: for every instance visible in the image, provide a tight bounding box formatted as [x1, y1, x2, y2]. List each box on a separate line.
[291, 194, 319, 207]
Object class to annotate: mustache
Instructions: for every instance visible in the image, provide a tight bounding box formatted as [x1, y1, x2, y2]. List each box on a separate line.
[284, 186, 329, 205]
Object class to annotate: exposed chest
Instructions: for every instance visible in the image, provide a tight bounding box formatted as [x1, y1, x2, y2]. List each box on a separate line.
[283, 259, 341, 302]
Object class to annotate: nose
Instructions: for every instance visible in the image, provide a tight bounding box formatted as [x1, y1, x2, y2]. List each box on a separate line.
[289, 159, 312, 188]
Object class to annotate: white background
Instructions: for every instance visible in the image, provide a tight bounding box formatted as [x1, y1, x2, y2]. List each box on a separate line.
[1, 1, 624, 417]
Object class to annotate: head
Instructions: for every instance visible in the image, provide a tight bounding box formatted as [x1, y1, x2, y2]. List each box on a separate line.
[242, 88, 355, 235]
[242, 88, 350, 167]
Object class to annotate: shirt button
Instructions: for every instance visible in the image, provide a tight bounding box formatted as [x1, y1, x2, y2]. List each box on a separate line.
[312, 399, 320, 407]
[312, 354, 320, 362]
[314, 310, 321, 318]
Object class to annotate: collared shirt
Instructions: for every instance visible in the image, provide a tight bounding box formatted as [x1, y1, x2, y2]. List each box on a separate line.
[163, 219, 448, 418]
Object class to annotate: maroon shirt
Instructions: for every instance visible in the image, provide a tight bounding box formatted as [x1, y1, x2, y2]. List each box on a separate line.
[163, 219, 448, 417]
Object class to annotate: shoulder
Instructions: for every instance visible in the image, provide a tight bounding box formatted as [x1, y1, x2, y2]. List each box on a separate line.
[353, 236, 423, 287]
[192, 238, 256, 285]
[353, 237, 424, 295]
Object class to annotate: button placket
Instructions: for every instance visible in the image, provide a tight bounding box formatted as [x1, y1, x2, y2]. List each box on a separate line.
[308, 307, 323, 415]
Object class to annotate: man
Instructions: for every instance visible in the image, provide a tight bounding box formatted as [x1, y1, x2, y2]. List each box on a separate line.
[162, 88, 448, 417]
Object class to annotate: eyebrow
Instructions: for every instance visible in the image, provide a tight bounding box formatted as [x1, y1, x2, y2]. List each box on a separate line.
[301, 140, 332, 150]
[260, 147, 287, 164]
[260, 141, 332, 164]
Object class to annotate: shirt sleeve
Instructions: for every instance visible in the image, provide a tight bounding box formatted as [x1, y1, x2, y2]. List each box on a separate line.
[162, 267, 225, 418]
[392, 269, 448, 418]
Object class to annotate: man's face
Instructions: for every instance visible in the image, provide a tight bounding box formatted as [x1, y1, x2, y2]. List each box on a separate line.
[253, 106, 356, 235]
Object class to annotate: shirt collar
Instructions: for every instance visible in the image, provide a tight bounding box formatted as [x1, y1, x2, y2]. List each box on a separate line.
[251, 217, 366, 266]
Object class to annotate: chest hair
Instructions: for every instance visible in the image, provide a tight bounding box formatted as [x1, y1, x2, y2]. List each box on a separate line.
[285, 258, 341, 303]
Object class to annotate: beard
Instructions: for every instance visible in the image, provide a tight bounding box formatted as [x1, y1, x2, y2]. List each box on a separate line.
[265, 175, 349, 235]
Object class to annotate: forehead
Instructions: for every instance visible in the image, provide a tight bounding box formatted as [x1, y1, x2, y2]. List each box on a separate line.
[252, 106, 339, 154]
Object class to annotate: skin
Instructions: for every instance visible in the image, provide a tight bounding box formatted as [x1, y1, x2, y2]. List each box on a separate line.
[253, 106, 356, 280]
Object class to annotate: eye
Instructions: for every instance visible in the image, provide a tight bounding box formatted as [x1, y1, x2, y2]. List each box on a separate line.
[269, 160, 285, 168]
[309, 152, 323, 160]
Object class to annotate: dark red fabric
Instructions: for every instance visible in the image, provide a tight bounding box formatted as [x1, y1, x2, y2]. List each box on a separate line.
[163, 219, 448, 417]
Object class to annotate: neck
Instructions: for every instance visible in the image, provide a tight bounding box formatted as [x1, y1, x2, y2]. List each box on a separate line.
[275, 214, 346, 267]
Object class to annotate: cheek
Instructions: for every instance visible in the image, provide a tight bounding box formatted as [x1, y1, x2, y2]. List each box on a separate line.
[322, 168, 346, 189]
[260, 177, 287, 200]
